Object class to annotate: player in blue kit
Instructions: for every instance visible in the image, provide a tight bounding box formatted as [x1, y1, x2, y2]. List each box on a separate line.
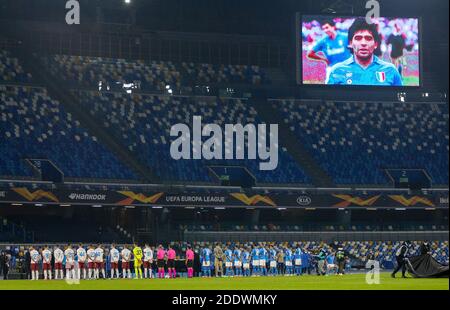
[251, 246, 260, 276]
[328, 18, 403, 86]
[259, 244, 268, 276]
[233, 247, 242, 277]
[294, 247, 303, 276]
[201, 247, 212, 277]
[224, 247, 234, 277]
[285, 247, 294, 276]
[307, 19, 351, 82]
[242, 248, 251, 277]
[268, 246, 278, 276]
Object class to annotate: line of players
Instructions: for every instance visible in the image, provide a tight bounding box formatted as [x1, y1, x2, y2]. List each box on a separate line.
[199, 245, 345, 277]
[27, 243, 345, 280]
[28, 243, 158, 280]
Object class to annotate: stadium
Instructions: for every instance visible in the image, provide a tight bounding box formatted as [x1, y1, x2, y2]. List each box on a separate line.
[0, 0, 448, 292]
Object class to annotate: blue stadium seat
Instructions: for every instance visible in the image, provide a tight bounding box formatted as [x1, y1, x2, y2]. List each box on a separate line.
[274, 100, 449, 185]
[0, 50, 33, 83]
[0, 85, 137, 180]
[77, 90, 310, 184]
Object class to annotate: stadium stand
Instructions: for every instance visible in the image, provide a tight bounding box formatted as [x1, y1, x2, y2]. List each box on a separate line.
[76, 90, 310, 184]
[179, 222, 449, 232]
[0, 0, 448, 291]
[340, 240, 449, 268]
[274, 100, 449, 185]
[0, 84, 137, 180]
[0, 217, 34, 243]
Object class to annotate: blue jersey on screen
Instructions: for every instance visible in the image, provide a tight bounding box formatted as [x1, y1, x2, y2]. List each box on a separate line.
[327, 56, 403, 86]
[312, 32, 351, 67]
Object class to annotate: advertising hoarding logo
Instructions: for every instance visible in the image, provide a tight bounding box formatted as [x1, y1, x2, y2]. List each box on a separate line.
[296, 196, 312, 206]
[165, 195, 226, 204]
[12, 188, 59, 202]
[117, 192, 164, 205]
[332, 195, 381, 208]
[389, 195, 435, 207]
[68, 193, 107, 201]
[230, 193, 276, 207]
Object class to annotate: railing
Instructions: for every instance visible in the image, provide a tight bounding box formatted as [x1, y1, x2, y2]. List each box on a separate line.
[183, 231, 449, 242]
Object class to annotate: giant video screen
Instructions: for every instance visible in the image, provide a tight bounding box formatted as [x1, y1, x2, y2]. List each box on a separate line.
[299, 15, 420, 86]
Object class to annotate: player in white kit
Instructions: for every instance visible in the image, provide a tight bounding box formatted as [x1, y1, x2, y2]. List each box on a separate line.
[76, 244, 87, 280]
[64, 245, 76, 280]
[121, 245, 132, 279]
[29, 247, 41, 280]
[143, 244, 154, 279]
[41, 246, 53, 280]
[86, 245, 96, 280]
[95, 244, 106, 279]
[53, 246, 65, 280]
[109, 244, 120, 279]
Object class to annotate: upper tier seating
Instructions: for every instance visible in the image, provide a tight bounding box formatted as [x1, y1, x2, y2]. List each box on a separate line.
[0, 50, 32, 83]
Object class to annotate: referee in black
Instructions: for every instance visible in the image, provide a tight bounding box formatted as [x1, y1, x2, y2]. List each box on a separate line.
[0, 251, 10, 280]
[391, 241, 411, 278]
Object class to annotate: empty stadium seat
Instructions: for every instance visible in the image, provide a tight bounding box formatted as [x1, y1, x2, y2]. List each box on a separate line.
[76, 90, 310, 184]
[274, 100, 449, 185]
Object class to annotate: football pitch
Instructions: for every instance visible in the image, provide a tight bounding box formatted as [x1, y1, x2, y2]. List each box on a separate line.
[0, 273, 448, 290]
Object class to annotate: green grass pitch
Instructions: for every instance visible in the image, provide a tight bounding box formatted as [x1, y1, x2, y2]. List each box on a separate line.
[0, 273, 447, 290]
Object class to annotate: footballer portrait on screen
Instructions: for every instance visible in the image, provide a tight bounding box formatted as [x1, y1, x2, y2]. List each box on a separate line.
[301, 16, 420, 86]
[327, 18, 403, 86]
